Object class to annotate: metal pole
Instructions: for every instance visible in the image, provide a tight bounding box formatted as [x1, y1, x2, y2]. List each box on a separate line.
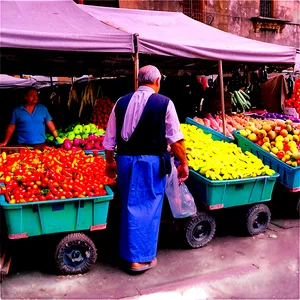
[218, 60, 226, 136]
[133, 33, 139, 91]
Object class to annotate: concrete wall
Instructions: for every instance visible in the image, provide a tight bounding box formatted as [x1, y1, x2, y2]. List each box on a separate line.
[118, 0, 300, 49]
[203, 0, 300, 48]
[118, 0, 182, 11]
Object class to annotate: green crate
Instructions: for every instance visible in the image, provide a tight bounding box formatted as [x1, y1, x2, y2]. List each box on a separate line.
[234, 130, 300, 191]
[0, 186, 114, 238]
[186, 117, 235, 143]
[186, 170, 279, 209]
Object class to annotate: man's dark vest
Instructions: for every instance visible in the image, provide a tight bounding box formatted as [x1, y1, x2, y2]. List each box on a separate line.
[115, 92, 171, 175]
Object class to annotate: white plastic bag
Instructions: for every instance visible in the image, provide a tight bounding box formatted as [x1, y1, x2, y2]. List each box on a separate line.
[165, 158, 197, 218]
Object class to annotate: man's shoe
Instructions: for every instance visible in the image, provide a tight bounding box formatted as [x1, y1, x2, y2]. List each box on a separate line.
[130, 258, 157, 272]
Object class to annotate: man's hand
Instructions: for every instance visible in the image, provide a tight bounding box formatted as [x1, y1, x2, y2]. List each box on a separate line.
[106, 161, 118, 179]
[177, 163, 189, 184]
[0, 141, 7, 147]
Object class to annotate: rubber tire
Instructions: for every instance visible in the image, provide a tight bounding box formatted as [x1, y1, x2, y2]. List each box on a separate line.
[55, 233, 97, 275]
[184, 212, 216, 249]
[245, 204, 271, 236]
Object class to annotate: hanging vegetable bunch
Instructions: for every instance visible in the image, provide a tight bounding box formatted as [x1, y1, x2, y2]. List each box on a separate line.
[67, 80, 99, 118]
[230, 89, 252, 112]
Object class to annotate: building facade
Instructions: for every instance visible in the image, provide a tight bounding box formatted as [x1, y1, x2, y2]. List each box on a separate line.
[116, 0, 300, 49]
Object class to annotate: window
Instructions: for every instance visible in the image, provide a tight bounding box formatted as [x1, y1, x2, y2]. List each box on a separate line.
[182, 0, 204, 22]
[260, 0, 273, 18]
[182, 0, 213, 25]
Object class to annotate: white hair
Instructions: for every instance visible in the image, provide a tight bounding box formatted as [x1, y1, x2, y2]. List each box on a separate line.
[138, 65, 161, 85]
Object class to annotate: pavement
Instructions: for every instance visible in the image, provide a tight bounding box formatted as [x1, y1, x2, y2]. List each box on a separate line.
[0, 190, 299, 300]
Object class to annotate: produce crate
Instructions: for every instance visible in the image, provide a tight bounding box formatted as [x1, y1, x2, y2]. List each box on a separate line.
[234, 131, 300, 192]
[84, 150, 105, 156]
[0, 186, 114, 239]
[186, 170, 279, 210]
[186, 117, 235, 143]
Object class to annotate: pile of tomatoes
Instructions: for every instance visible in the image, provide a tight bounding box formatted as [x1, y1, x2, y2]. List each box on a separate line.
[0, 147, 115, 204]
[285, 78, 300, 116]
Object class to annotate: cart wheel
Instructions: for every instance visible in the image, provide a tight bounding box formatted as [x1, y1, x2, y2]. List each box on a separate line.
[55, 233, 97, 275]
[245, 204, 271, 236]
[184, 212, 216, 248]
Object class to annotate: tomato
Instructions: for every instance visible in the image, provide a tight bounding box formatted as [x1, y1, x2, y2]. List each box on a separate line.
[53, 182, 59, 188]
[39, 195, 46, 201]
[46, 192, 55, 200]
[72, 191, 79, 197]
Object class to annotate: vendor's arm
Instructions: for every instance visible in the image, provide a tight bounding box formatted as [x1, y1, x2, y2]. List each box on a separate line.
[0, 124, 16, 147]
[166, 101, 189, 183]
[46, 120, 58, 138]
[103, 105, 118, 178]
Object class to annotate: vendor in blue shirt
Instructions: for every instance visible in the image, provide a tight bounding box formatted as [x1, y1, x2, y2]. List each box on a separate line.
[0, 87, 58, 149]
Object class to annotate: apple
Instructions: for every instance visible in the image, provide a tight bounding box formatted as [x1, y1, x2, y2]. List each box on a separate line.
[275, 142, 284, 150]
[248, 133, 258, 142]
[267, 130, 276, 141]
[277, 150, 285, 159]
[56, 137, 64, 145]
[73, 125, 83, 135]
[271, 147, 279, 155]
[67, 131, 75, 141]
[83, 125, 91, 134]
[262, 124, 272, 132]
[274, 126, 281, 134]
[263, 137, 270, 143]
[258, 129, 267, 139]
[293, 129, 300, 135]
[280, 129, 288, 137]
[293, 135, 300, 142]
[286, 124, 293, 133]
[262, 145, 270, 152]
[257, 139, 264, 146]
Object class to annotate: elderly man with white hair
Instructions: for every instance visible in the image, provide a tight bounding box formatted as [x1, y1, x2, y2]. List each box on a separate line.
[104, 65, 189, 273]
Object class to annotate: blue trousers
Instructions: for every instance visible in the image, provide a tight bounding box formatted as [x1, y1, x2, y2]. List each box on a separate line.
[118, 155, 166, 263]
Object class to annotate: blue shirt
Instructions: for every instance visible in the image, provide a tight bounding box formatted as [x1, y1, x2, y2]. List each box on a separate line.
[10, 104, 52, 144]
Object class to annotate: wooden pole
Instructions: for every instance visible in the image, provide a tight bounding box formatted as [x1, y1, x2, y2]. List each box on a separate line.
[218, 60, 226, 136]
[133, 33, 139, 91]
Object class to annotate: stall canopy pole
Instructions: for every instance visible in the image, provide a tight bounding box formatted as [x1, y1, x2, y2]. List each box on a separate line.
[133, 33, 139, 91]
[218, 60, 226, 136]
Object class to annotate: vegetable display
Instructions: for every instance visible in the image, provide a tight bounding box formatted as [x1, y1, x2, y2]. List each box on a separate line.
[285, 78, 300, 116]
[91, 97, 115, 129]
[46, 123, 105, 151]
[0, 148, 115, 204]
[180, 124, 275, 180]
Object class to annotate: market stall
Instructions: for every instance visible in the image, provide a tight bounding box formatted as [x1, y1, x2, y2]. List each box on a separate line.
[0, 1, 298, 279]
[0, 0, 136, 279]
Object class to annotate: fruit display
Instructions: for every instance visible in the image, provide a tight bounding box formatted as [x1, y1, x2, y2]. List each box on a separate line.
[0, 148, 115, 204]
[180, 124, 276, 180]
[285, 77, 300, 116]
[193, 113, 300, 139]
[239, 119, 300, 166]
[46, 123, 106, 151]
[91, 97, 115, 129]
